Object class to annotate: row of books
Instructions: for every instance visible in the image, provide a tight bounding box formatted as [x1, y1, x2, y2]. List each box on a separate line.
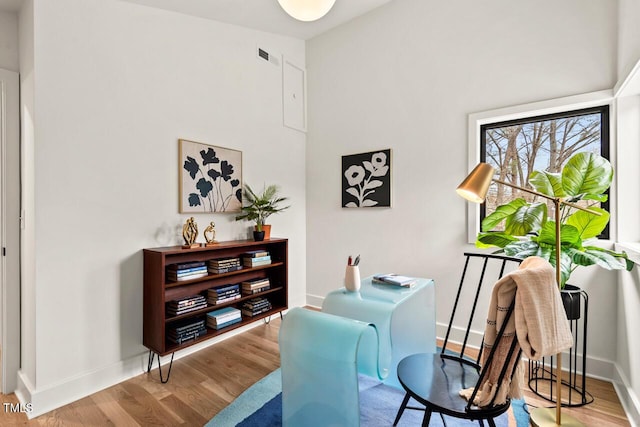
[166, 295, 207, 316]
[165, 278, 274, 317]
[207, 283, 241, 305]
[166, 261, 208, 282]
[167, 318, 207, 344]
[206, 307, 242, 330]
[241, 297, 272, 317]
[166, 297, 274, 342]
[166, 250, 274, 282]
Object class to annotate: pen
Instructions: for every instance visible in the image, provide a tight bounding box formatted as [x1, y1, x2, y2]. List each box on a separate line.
[348, 255, 353, 266]
[354, 255, 360, 266]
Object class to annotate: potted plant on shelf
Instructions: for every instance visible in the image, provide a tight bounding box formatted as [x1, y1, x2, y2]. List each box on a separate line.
[476, 152, 633, 316]
[235, 184, 290, 241]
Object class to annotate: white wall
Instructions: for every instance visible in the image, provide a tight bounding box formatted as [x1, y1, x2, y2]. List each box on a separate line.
[17, 0, 36, 399]
[306, 0, 618, 374]
[0, 10, 19, 72]
[618, 0, 640, 82]
[19, 0, 306, 415]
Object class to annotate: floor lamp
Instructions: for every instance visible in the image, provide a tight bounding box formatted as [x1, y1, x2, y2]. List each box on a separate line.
[456, 163, 599, 427]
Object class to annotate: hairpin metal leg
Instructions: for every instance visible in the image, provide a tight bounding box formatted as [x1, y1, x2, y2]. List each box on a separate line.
[147, 350, 175, 383]
[147, 350, 155, 373]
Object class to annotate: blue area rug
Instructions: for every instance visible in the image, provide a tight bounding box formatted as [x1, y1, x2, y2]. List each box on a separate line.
[207, 369, 530, 426]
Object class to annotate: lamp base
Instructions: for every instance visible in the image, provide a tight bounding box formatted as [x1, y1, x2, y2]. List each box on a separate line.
[530, 407, 585, 426]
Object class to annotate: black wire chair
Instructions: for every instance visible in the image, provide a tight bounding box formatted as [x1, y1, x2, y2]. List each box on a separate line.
[393, 252, 524, 426]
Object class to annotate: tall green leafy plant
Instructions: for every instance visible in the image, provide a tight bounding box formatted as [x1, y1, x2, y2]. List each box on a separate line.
[477, 152, 633, 288]
[235, 184, 290, 231]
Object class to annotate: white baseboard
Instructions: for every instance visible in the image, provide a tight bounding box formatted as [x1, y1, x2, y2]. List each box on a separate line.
[305, 293, 324, 309]
[15, 318, 277, 418]
[435, 322, 615, 380]
[612, 363, 640, 427]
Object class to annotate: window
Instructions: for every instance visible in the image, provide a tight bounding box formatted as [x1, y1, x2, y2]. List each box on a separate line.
[479, 105, 610, 238]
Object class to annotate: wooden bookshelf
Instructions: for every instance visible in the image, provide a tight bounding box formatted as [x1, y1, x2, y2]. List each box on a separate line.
[143, 238, 288, 375]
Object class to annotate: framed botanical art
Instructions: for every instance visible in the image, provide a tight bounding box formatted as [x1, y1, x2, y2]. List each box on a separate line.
[179, 139, 243, 213]
[342, 149, 392, 208]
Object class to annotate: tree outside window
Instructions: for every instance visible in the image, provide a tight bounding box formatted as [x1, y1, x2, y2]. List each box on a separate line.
[480, 105, 610, 238]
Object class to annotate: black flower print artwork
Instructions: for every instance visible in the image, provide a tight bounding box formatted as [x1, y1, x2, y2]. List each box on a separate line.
[342, 149, 391, 208]
[179, 139, 243, 213]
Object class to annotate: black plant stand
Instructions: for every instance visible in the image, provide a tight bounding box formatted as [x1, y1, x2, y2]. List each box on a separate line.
[527, 285, 594, 407]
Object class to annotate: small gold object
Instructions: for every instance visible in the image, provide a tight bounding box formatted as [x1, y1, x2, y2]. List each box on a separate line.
[182, 217, 200, 249]
[204, 221, 218, 246]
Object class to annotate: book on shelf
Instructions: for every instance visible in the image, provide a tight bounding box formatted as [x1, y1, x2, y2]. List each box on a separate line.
[241, 297, 272, 317]
[207, 294, 241, 305]
[168, 318, 206, 334]
[372, 274, 416, 288]
[243, 250, 270, 258]
[207, 289, 240, 301]
[167, 295, 206, 307]
[242, 297, 271, 310]
[166, 296, 207, 316]
[166, 261, 206, 271]
[209, 316, 242, 330]
[242, 307, 272, 317]
[242, 285, 270, 295]
[243, 258, 272, 267]
[208, 265, 243, 274]
[209, 283, 240, 294]
[241, 278, 270, 288]
[208, 258, 242, 271]
[166, 265, 208, 275]
[207, 306, 241, 320]
[167, 271, 208, 282]
[206, 309, 241, 329]
[166, 303, 208, 316]
[208, 288, 240, 299]
[208, 256, 241, 265]
[167, 327, 207, 344]
[170, 323, 206, 337]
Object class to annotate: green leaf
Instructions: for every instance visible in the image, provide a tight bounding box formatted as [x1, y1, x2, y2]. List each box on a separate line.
[565, 207, 609, 240]
[530, 171, 564, 197]
[583, 246, 634, 271]
[476, 232, 518, 249]
[503, 240, 540, 258]
[581, 193, 608, 202]
[481, 199, 527, 231]
[504, 202, 547, 236]
[568, 246, 626, 270]
[536, 222, 581, 247]
[562, 152, 613, 197]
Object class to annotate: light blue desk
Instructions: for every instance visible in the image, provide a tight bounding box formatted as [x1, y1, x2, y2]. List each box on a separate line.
[322, 275, 436, 388]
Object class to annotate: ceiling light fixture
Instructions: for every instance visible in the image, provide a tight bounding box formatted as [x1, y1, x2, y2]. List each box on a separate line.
[277, 0, 337, 22]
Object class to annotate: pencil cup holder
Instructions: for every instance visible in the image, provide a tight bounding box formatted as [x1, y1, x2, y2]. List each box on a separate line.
[344, 265, 361, 292]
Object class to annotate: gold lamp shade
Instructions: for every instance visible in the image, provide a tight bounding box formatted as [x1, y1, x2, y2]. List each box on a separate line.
[456, 163, 495, 203]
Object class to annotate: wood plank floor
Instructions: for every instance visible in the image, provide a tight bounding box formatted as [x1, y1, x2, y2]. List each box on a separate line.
[0, 314, 631, 426]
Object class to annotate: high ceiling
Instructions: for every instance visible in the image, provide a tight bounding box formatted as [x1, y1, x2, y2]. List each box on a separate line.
[0, 0, 394, 40]
[121, 0, 393, 40]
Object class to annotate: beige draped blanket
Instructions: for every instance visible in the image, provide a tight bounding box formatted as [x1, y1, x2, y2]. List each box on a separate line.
[460, 256, 573, 407]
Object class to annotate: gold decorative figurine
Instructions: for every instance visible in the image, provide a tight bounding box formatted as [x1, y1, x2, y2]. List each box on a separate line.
[182, 217, 200, 249]
[204, 221, 218, 246]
